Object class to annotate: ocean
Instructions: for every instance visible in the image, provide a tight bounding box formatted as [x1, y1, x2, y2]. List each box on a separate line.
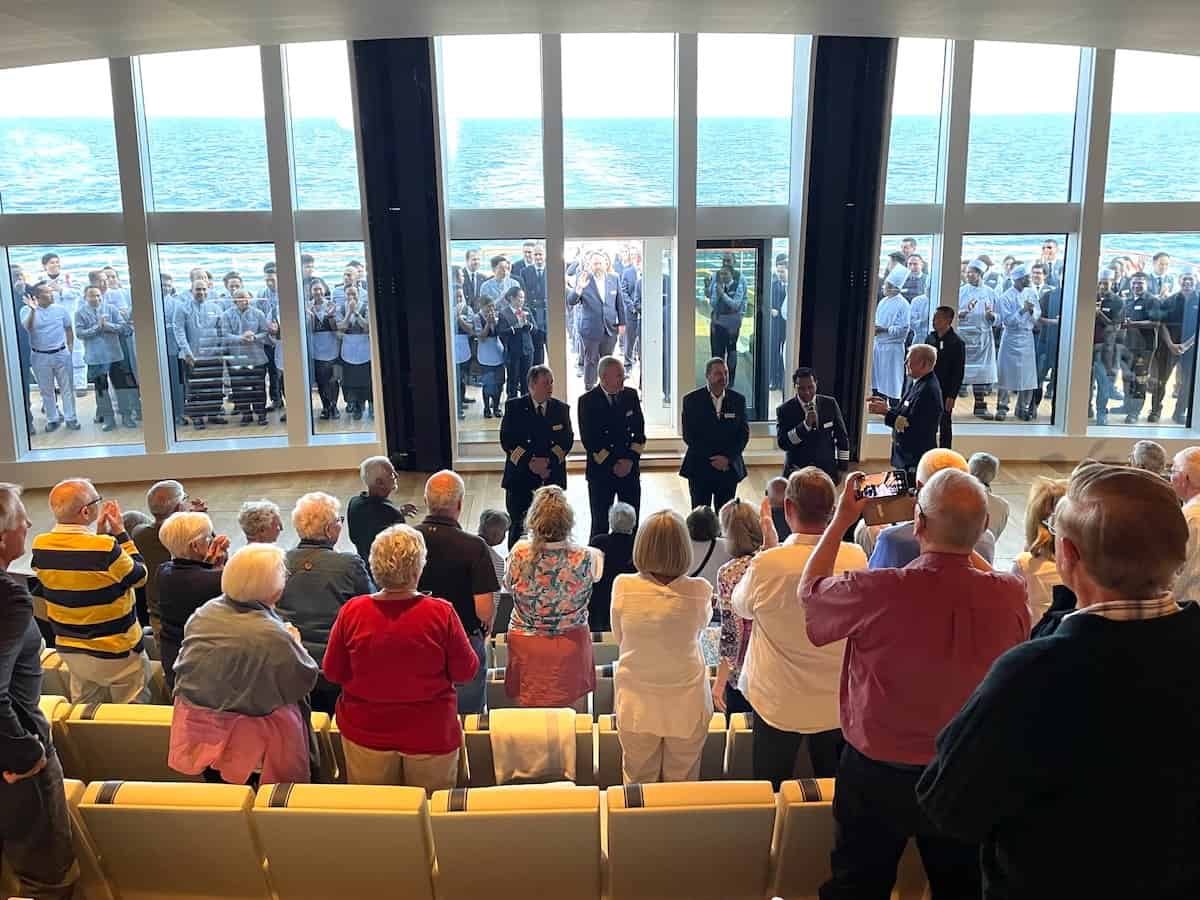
[2, 113, 1199, 287]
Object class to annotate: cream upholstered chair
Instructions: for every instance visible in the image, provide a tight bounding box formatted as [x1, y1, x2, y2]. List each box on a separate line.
[78, 781, 272, 899]
[61, 703, 192, 784]
[605, 780, 776, 900]
[251, 784, 435, 900]
[463, 710, 594, 786]
[61, 778, 116, 900]
[592, 664, 615, 718]
[725, 712, 755, 780]
[39, 648, 69, 697]
[431, 784, 601, 899]
[596, 713, 727, 786]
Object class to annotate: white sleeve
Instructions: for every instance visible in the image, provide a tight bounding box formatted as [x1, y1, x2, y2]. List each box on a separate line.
[588, 546, 605, 583]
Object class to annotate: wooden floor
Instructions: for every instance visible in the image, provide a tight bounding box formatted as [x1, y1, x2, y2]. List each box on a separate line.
[10, 460, 1079, 576]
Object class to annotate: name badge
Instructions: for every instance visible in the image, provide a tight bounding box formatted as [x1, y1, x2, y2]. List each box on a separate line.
[723, 412, 736, 419]
[552, 423, 563, 431]
[823, 421, 833, 429]
[626, 410, 633, 417]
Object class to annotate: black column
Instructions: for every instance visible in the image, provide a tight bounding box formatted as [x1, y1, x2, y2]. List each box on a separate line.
[797, 36, 897, 459]
[353, 38, 452, 471]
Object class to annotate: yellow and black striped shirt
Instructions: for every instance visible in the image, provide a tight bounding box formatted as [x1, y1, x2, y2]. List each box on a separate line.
[31, 524, 148, 659]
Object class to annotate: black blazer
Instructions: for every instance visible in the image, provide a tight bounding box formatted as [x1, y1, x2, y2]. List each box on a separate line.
[588, 531, 636, 631]
[462, 270, 485, 308]
[500, 396, 573, 491]
[520, 266, 549, 333]
[578, 386, 646, 481]
[776, 394, 850, 481]
[925, 327, 966, 401]
[680, 387, 749, 482]
[496, 305, 535, 358]
[885, 372, 942, 470]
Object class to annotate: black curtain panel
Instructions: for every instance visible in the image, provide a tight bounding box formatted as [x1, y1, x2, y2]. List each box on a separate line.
[797, 36, 897, 460]
[352, 38, 452, 471]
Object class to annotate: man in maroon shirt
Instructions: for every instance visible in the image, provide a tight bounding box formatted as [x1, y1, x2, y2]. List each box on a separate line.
[800, 468, 1029, 899]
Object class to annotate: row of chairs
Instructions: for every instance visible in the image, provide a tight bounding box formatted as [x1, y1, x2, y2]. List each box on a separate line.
[12, 778, 928, 900]
[42, 696, 769, 788]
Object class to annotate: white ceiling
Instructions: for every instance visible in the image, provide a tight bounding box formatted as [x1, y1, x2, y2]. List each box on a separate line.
[0, 0, 1195, 69]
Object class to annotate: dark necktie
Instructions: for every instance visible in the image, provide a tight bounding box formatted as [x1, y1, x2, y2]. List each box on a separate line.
[537, 403, 545, 417]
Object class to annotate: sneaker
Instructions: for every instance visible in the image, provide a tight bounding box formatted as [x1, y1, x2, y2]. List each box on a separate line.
[44, 421, 60, 433]
[209, 415, 228, 425]
[66, 420, 81, 431]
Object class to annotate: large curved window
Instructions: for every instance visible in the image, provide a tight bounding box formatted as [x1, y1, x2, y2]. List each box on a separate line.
[885, 39, 947, 205]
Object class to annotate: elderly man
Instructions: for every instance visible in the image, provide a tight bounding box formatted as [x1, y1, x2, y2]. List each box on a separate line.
[1129, 438, 1167, 475]
[132, 479, 207, 639]
[730, 468, 868, 788]
[868, 343, 942, 481]
[917, 464, 1200, 898]
[802, 469, 1029, 898]
[765, 476, 791, 541]
[1171, 447, 1200, 604]
[277, 492, 374, 714]
[579, 355, 646, 537]
[414, 470, 500, 714]
[347, 456, 419, 565]
[0, 483, 78, 899]
[969, 451, 1009, 540]
[238, 500, 283, 544]
[870, 449, 996, 569]
[31, 479, 152, 703]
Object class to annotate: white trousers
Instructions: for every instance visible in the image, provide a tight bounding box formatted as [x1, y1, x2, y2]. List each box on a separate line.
[618, 714, 708, 785]
[31, 348, 77, 424]
[64, 651, 151, 704]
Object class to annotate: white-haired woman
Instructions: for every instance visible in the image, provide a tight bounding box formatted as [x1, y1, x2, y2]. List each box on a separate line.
[712, 498, 763, 716]
[503, 486, 602, 708]
[277, 491, 374, 714]
[238, 499, 283, 545]
[588, 501, 638, 631]
[169, 544, 320, 785]
[323, 525, 478, 794]
[156, 511, 230, 692]
[611, 510, 714, 783]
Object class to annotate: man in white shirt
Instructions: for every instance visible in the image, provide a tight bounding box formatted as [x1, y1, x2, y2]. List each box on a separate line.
[731, 467, 868, 787]
[1170, 446, 1200, 603]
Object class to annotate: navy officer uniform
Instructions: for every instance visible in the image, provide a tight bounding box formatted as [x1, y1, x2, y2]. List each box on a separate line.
[500, 390, 574, 548]
[579, 380, 646, 537]
[776, 382, 851, 483]
[885, 368, 943, 479]
[680, 385, 749, 511]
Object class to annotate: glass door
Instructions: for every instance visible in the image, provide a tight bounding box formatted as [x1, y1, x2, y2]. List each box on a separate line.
[695, 240, 766, 419]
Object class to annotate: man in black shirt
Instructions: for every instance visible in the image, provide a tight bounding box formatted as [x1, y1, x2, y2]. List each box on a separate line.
[346, 456, 418, 567]
[414, 470, 499, 714]
[924, 306, 966, 449]
[1092, 274, 1125, 425]
[1122, 271, 1161, 423]
[0, 484, 77, 898]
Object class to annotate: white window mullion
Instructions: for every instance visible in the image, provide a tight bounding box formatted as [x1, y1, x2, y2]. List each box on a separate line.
[541, 34, 568, 392]
[787, 36, 816, 406]
[933, 40, 972, 319]
[674, 33, 698, 435]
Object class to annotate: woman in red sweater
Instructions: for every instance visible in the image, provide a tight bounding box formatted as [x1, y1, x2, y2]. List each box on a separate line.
[323, 524, 478, 794]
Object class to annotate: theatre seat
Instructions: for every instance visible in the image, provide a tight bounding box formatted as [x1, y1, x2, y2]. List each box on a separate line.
[464, 710, 594, 786]
[146, 660, 170, 704]
[486, 667, 518, 711]
[725, 712, 755, 780]
[431, 785, 601, 899]
[490, 635, 509, 668]
[61, 778, 116, 900]
[141, 626, 160, 661]
[61, 703, 194, 784]
[593, 664, 615, 718]
[597, 714, 727, 786]
[78, 781, 272, 900]
[606, 781, 777, 900]
[308, 712, 336, 783]
[251, 784, 435, 900]
[39, 648, 68, 697]
[592, 632, 618, 667]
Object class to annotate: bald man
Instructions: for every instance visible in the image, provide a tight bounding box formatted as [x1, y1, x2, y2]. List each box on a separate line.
[801, 469, 1029, 898]
[1171, 446, 1200, 603]
[919, 465, 1200, 898]
[31, 479, 151, 703]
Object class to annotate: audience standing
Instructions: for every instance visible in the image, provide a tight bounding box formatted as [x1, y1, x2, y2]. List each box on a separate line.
[156, 511, 229, 692]
[1011, 478, 1068, 619]
[968, 451, 1009, 540]
[612, 511, 713, 783]
[803, 469, 1029, 898]
[346, 456, 418, 566]
[238, 499, 283, 545]
[588, 501, 637, 631]
[322, 525, 478, 794]
[686, 505, 732, 587]
[712, 499, 763, 716]
[1171, 446, 1200, 603]
[132, 479, 207, 640]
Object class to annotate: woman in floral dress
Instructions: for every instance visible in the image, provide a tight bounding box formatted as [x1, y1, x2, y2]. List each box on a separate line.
[711, 499, 763, 716]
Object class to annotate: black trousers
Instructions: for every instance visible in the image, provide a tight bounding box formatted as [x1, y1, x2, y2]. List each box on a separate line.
[588, 472, 641, 538]
[710, 323, 741, 387]
[820, 744, 981, 900]
[505, 485, 535, 549]
[938, 408, 953, 448]
[752, 712, 843, 790]
[0, 751, 77, 899]
[315, 359, 340, 412]
[264, 353, 282, 404]
[532, 328, 547, 367]
[687, 474, 738, 513]
[505, 349, 532, 400]
[722, 683, 754, 721]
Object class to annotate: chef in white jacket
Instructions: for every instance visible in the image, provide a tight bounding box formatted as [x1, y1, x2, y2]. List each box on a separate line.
[958, 259, 999, 419]
[872, 268, 911, 404]
[996, 263, 1042, 421]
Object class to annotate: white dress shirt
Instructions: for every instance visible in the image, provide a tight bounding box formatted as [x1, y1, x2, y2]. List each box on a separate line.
[611, 573, 713, 738]
[711, 391, 724, 416]
[1175, 497, 1200, 604]
[731, 533, 868, 733]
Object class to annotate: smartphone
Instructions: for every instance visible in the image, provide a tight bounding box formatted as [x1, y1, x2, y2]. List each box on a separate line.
[855, 470, 909, 501]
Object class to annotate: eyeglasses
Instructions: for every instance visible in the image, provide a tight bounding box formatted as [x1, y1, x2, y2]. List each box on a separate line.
[80, 495, 104, 512]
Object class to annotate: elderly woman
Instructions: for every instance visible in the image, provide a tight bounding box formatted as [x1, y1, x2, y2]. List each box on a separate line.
[588, 501, 638, 631]
[686, 506, 731, 587]
[277, 491, 374, 714]
[156, 511, 230, 692]
[711, 499, 763, 715]
[238, 499, 283, 545]
[169, 544, 320, 785]
[503, 486, 602, 709]
[323, 525, 478, 794]
[612, 510, 714, 783]
[1011, 477, 1069, 620]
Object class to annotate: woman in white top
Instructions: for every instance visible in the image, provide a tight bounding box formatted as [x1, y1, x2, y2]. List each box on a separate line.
[1010, 477, 1068, 621]
[612, 510, 714, 784]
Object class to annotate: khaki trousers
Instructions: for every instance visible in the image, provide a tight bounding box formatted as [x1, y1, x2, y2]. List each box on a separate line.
[342, 736, 459, 797]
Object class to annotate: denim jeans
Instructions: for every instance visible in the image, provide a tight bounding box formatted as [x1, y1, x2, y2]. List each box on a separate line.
[455, 632, 487, 714]
[0, 751, 78, 899]
[1092, 348, 1114, 422]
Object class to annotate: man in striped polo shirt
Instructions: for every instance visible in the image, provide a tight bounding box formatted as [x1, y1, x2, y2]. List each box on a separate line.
[32, 479, 152, 703]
